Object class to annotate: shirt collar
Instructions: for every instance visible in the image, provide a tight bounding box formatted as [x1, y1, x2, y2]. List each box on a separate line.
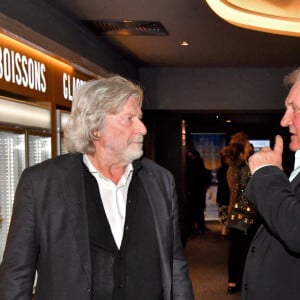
[294, 150, 300, 170]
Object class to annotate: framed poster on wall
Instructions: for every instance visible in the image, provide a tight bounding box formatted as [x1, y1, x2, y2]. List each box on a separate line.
[189, 133, 226, 220]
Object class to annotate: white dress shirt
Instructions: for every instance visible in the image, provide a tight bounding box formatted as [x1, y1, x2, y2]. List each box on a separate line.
[289, 150, 300, 182]
[83, 154, 133, 248]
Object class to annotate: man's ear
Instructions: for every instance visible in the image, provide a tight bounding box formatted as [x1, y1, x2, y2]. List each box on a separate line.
[93, 129, 102, 139]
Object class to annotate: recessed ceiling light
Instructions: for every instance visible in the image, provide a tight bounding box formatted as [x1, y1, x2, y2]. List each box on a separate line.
[179, 41, 190, 46]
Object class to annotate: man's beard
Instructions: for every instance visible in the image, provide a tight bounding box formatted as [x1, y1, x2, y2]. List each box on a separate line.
[123, 136, 144, 162]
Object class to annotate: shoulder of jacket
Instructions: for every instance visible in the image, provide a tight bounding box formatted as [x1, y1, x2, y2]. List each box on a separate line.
[24, 153, 80, 174]
[139, 157, 170, 174]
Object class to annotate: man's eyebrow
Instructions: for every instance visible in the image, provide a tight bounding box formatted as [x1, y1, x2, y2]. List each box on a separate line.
[125, 111, 143, 117]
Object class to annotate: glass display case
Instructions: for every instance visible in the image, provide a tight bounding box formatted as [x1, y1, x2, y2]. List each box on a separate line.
[0, 131, 26, 258]
[56, 109, 70, 155]
[0, 97, 52, 261]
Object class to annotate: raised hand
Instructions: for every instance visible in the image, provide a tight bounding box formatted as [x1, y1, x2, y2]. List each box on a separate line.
[248, 135, 283, 174]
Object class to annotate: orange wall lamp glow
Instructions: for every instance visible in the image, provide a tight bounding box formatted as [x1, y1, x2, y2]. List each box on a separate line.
[205, 0, 300, 37]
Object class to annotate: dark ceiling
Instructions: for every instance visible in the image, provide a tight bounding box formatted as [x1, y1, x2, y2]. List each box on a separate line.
[44, 0, 300, 67]
[39, 0, 296, 133]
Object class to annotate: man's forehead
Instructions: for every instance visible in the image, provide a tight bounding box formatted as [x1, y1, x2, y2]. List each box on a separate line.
[286, 81, 300, 103]
[123, 97, 142, 110]
[111, 98, 142, 117]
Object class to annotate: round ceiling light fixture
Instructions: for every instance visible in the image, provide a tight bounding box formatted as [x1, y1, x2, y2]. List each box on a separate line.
[205, 0, 300, 37]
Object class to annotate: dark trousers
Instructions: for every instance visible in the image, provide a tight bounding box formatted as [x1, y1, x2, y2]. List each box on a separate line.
[187, 192, 206, 234]
[228, 228, 253, 284]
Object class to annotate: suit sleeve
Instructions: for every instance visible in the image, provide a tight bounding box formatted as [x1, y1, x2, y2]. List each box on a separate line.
[245, 165, 300, 254]
[168, 173, 195, 300]
[0, 169, 37, 299]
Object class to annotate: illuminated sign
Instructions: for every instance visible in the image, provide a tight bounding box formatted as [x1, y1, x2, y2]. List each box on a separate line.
[0, 33, 94, 107]
[0, 47, 46, 92]
[62, 72, 86, 101]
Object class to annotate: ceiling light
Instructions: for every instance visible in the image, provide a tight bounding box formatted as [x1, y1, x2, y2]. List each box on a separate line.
[205, 0, 300, 37]
[179, 41, 190, 46]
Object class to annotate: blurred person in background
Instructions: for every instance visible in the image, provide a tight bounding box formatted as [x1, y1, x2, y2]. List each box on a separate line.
[216, 150, 230, 238]
[186, 148, 212, 235]
[223, 132, 258, 294]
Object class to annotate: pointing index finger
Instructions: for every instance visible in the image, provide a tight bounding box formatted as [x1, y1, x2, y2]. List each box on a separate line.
[273, 135, 283, 155]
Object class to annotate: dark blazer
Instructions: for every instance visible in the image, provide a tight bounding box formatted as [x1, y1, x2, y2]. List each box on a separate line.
[242, 166, 300, 300]
[0, 154, 194, 300]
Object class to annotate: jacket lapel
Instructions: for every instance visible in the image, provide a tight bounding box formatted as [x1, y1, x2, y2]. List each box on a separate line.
[56, 154, 92, 284]
[136, 161, 172, 300]
[291, 172, 300, 188]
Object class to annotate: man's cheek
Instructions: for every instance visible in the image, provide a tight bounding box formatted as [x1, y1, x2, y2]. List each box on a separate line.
[294, 116, 300, 128]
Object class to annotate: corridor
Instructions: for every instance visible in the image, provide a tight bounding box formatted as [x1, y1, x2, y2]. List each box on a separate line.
[184, 221, 241, 300]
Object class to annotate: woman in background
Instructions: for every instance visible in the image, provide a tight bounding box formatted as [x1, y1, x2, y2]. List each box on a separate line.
[216, 150, 230, 238]
[223, 132, 257, 294]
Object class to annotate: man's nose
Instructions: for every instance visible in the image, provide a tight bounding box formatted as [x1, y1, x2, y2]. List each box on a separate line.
[137, 119, 147, 135]
[280, 110, 290, 127]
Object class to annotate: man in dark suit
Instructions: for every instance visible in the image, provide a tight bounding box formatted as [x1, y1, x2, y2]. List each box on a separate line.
[242, 67, 300, 300]
[0, 75, 194, 300]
